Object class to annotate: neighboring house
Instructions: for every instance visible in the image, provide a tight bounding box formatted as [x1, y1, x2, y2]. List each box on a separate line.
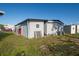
[64, 24, 79, 34]
[4, 24, 15, 32]
[15, 18, 64, 38]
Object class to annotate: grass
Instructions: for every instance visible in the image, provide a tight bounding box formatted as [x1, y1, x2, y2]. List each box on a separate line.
[0, 31, 79, 56]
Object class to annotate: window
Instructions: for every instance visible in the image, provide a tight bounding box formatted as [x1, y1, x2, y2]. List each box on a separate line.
[73, 27, 74, 30]
[36, 24, 39, 28]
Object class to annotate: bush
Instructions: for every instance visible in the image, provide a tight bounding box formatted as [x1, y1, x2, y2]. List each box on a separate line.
[47, 42, 79, 56]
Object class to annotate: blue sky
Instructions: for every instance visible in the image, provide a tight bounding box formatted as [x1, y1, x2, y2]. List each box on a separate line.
[0, 3, 79, 25]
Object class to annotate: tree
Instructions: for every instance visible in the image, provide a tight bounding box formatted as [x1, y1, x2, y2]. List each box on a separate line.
[0, 24, 4, 30]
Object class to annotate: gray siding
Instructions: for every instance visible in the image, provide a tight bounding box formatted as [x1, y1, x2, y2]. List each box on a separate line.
[64, 25, 71, 34]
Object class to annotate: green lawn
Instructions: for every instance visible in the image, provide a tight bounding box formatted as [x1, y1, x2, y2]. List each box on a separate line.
[0, 31, 79, 56]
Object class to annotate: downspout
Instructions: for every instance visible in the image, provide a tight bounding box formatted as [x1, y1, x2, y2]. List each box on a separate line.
[27, 21, 28, 38]
[76, 25, 77, 34]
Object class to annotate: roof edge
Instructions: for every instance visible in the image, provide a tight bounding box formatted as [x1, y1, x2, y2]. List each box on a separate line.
[15, 18, 64, 26]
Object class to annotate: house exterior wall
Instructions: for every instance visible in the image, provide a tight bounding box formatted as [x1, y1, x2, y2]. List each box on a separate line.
[71, 25, 76, 34]
[20, 25, 24, 36]
[15, 25, 20, 35]
[57, 23, 64, 35]
[46, 21, 64, 35]
[15, 22, 28, 37]
[77, 25, 79, 33]
[46, 22, 54, 35]
[64, 25, 71, 34]
[21, 23, 27, 37]
[27, 21, 44, 38]
[23, 23, 28, 37]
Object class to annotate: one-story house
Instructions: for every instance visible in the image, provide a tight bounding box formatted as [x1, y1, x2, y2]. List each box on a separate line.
[64, 24, 79, 34]
[15, 18, 64, 38]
